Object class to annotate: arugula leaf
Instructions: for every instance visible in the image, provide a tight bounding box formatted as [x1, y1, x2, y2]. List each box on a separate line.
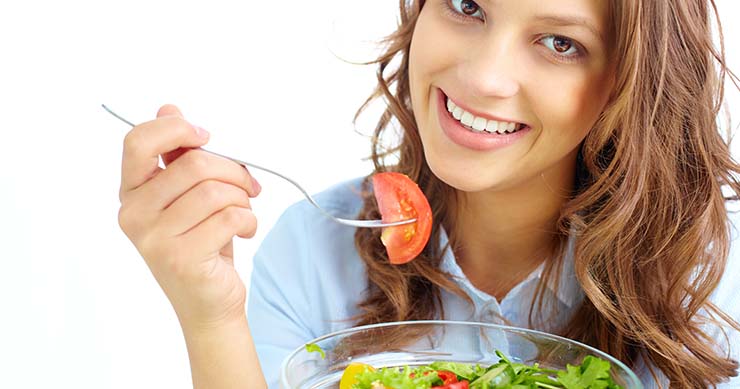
[347, 352, 624, 389]
[304, 343, 325, 359]
[470, 364, 508, 387]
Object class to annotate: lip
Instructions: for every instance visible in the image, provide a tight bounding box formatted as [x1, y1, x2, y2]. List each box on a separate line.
[436, 88, 531, 152]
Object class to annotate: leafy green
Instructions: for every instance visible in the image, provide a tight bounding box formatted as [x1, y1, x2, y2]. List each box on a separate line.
[304, 343, 325, 359]
[353, 366, 439, 389]
[556, 356, 621, 389]
[350, 352, 624, 389]
[428, 361, 476, 380]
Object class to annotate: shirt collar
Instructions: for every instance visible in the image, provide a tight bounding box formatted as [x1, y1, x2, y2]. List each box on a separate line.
[437, 226, 583, 309]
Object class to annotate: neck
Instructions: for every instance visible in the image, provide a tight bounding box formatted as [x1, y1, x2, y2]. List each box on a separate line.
[450, 154, 577, 300]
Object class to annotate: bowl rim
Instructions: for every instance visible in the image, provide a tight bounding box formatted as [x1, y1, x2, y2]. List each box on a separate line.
[279, 319, 643, 388]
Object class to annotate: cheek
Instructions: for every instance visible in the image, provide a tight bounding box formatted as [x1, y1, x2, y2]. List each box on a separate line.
[533, 69, 611, 144]
[409, 9, 465, 111]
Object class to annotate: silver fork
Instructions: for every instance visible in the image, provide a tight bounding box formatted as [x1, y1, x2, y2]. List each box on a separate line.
[102, 104, 416, 228]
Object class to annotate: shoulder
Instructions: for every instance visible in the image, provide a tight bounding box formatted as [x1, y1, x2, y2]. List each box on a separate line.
[262, 176, 368, 257]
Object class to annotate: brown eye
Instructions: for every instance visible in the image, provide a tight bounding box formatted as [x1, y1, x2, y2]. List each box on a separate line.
[460, 0, 479, 16]
[553, 37, 573, 53]
[538, 35, 583, 62]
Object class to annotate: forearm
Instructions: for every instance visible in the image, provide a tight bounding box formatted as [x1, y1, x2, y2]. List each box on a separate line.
[182, 316, 267, 389]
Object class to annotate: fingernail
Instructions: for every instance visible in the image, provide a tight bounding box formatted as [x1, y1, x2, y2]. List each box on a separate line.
[194, 125, 210, 138]
[251, 176, 262, 194]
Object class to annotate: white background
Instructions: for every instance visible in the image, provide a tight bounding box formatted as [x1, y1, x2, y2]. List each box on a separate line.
[0, 1, 737, 388]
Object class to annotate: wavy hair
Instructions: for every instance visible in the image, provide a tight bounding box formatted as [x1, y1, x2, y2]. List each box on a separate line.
[352, 0, 740, 387]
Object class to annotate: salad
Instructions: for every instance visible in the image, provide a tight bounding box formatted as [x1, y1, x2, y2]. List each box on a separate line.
[306, 343, 625, 388]
[331, 351, 624, 389]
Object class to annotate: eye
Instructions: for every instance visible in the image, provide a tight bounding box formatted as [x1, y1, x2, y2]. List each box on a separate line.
[446, 0, 484, 20]
[539, 35, 581, 57]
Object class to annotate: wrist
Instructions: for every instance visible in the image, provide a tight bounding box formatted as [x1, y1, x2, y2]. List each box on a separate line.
[180, 314, 266, 389]
[179, 310, 248, 337]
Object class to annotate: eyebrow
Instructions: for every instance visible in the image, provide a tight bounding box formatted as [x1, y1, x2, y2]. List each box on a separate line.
[532, 14, 605, 43]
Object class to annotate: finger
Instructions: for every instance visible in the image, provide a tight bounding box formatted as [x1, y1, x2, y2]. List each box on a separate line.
[158, 180, 251, 236]
[158, 105, 212, 167]
[120, 106, 209, 194]
[128, 149, 260, 211]
[178, 206, 258, 258]
[157, 104, 183, 118]
[161, 147, 190, 167]
[158, 105, 193, 166]
[152, 105, 261, 197]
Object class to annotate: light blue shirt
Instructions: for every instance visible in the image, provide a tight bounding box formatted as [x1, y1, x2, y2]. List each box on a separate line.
[247, 177, 740, 388]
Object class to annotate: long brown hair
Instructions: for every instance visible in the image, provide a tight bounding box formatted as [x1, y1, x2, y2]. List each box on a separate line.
[352, 0, 740, 387]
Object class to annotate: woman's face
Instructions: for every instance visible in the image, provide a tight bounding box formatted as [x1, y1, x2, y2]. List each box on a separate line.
[409, 0, 613, 193]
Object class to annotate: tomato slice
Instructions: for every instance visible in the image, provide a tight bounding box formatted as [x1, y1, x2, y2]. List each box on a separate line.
[339, 363, 375, 389]
[371, 172, 433, 264]
[432, 381, 469, 389]
[436, 370, 458, 385]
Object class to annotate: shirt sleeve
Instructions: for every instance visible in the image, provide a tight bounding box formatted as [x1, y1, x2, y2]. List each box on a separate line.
[247, 201, 321, 389]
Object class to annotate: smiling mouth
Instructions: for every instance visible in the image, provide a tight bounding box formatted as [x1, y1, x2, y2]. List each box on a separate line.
[443, 94, 527, 135]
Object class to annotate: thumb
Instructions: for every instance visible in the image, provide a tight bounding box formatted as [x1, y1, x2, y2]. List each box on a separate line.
[157, 104, 185, 119]
[156, 104, 200, 166]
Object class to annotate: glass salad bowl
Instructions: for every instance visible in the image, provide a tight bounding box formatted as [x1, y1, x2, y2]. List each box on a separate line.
[280, 320, 643, 389]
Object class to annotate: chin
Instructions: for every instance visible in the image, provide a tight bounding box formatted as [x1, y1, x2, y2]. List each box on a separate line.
[426, 157, 508, 193]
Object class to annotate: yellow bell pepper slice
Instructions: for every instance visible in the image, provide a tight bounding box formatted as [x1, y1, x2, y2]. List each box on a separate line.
[339, 362, 376, 389]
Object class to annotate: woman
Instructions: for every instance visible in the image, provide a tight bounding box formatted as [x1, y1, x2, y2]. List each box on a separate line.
[117, 0, 739, 387]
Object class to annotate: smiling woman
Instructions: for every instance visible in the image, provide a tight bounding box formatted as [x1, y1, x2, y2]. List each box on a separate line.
[347, 0, 740, 387]
[112, 0, 740, 388]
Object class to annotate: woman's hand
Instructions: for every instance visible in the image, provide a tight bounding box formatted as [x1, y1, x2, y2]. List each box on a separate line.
[117, 104, 261, 330]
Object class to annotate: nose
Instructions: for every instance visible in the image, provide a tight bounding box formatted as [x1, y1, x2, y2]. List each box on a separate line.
[457, 35, 521, 99]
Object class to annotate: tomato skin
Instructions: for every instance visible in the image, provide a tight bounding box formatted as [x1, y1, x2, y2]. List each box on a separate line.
[436, 370, 458, 385]
[371, 172, 433, 264]
[432, 381, 469, 389]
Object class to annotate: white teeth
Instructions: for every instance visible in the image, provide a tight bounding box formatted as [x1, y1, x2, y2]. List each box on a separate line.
[446, 96, 521, 134]
[506, 122, 516, 132]
[460, 111, 475, 127]
[452, 106, 464, 120]
[485, 120, 499, 133]
[472, 117, 487, 131]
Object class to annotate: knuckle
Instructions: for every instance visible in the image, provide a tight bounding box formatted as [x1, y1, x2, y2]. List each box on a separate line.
[117, 205, 132, 232]
[117, 203, 144, 239]
[157, 104, 178, 116]
[163, 116, 192, 137]
[221, 206, 245, 228]
[183, 150, 210, 176]
[199, 180, 224, 205]
[123, 130, 144, 156]
[242, 211, 258, 238]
